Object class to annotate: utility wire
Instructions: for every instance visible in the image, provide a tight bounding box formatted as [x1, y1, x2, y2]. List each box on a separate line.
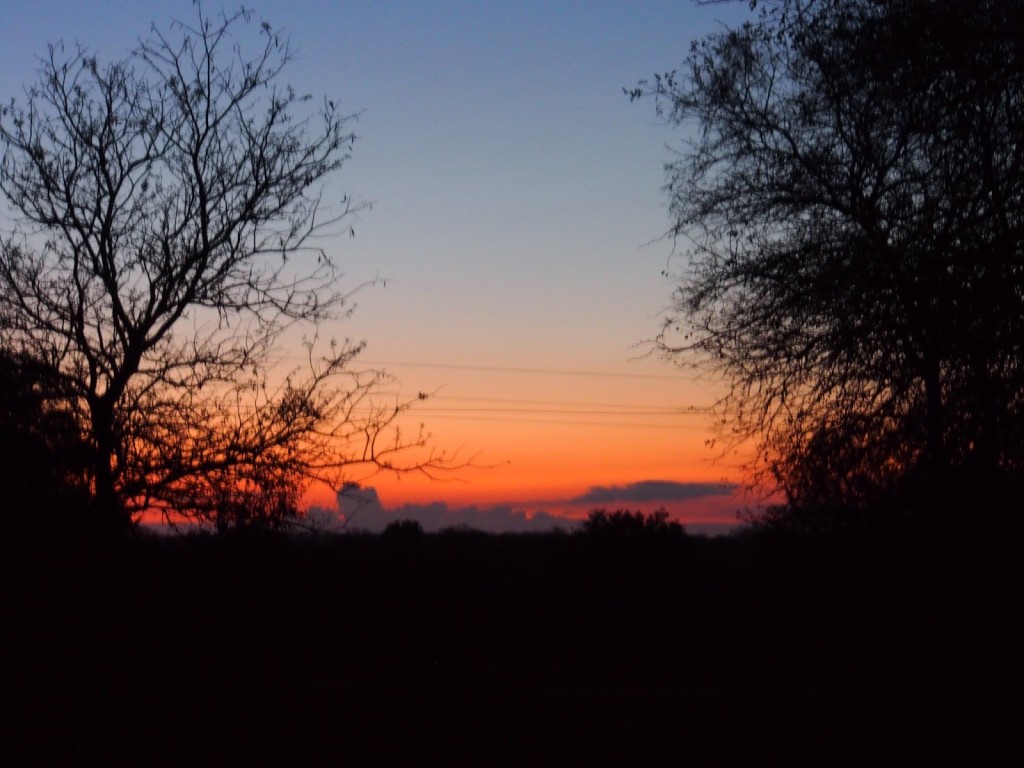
[372, 397, 716, 415]
[412, 413, 716, 430]
[405, 406, 712, 417]
[403, 393, 716, 411]
[357, 359, 697, 381]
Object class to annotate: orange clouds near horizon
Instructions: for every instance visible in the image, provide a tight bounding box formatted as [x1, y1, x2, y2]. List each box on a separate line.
[293, 358, 758, 532]
[313, 479, 751, 536]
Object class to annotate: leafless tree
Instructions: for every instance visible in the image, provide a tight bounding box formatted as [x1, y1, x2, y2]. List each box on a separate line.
[0, 6, 448, 530]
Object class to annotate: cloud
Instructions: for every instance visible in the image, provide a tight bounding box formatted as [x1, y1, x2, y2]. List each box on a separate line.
[334, 487, 572, 534]
[568, 480, 739, 505]
[307, 482, 745, 537]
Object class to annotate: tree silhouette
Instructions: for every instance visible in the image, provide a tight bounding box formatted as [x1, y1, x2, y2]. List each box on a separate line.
[632, 0, 1024, 521]
[0, 7, 446, 531]
[0, 348, 90, 531]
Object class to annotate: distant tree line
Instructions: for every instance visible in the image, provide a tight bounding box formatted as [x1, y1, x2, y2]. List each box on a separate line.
[340, 510, 688, 540]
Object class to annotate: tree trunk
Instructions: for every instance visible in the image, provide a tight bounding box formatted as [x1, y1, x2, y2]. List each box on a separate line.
[90, 396, 127, 530]
[921, 356, 948, 480]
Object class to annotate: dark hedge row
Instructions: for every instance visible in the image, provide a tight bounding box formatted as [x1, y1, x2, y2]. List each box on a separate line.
[1, 527, 1018, 766]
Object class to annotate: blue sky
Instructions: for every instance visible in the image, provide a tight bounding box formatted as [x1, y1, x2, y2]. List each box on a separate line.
[2, 1, 760, 527]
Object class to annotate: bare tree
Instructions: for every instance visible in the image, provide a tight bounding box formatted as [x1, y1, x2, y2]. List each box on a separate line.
[632, 0, 1024, 521]
[0, 6, 446, 530]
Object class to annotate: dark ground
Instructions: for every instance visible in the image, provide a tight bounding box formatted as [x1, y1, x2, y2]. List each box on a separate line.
[1, 524, 1019, 766]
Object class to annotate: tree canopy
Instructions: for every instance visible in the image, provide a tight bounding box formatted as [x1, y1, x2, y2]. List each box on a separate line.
[634, 0, 1024, 524]
[0, 7, 445, 532]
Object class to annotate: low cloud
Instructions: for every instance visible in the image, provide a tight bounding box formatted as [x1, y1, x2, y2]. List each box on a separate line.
[333, 487, 572, 534]
[569, 480, 738, 505]
[305, 482, 744, 537]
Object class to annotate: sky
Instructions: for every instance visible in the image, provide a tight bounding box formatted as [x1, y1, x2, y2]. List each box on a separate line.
[1, 0, 761, 533]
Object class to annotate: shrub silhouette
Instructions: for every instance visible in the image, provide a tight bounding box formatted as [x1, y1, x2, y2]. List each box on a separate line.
[382, 519, 425, 539]
[0, 349, 90, 532]
[579, 508, 685, 539]
[438, 524, 486, 538]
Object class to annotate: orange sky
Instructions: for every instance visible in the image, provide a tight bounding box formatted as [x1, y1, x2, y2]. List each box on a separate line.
[3, 0, 763, 534]
[300, 358, 757, 531]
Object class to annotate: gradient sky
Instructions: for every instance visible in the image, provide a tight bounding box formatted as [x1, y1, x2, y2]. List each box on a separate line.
[1, 1, 761, 531]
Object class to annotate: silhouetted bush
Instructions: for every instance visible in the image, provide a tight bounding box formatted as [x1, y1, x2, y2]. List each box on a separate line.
[382, 519, 425, 539]
[0, 349, 90, 533]
[579, 508, 686, 539]
[739, 501, 873, 537]
[438, 523, 487, 538]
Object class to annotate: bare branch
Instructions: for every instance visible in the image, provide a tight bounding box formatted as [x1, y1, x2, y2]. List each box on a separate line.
[1, 6, 445, 531]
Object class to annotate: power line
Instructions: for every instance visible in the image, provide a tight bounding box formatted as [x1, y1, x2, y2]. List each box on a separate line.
[357, 359, 697, 381]
[412, 413, 715, 430]
[343, 402, 718, 426]
[406, 406, 712, 417]
[410, 393, 716, 412]
[387, 397, 716, 415]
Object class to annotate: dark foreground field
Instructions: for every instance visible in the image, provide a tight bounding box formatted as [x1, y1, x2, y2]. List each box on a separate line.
[1, 525, 1019, 766]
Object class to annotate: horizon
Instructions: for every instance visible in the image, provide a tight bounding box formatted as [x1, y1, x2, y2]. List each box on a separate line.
[308, 479, 748, 536]
[1, 1, 759, 530]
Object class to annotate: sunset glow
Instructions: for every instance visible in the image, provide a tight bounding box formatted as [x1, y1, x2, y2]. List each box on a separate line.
[2, 0, 757, 531]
